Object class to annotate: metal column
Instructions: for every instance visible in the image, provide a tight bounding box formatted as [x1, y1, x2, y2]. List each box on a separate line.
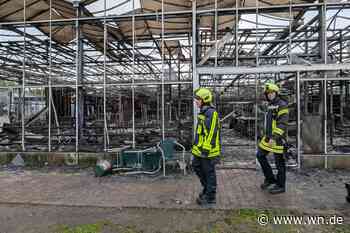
[21, 0, 26, 151]
[103, 0, 109, 151]
[192, 0, 199, 133]
[296, 71, 301, 169]
[161, 0, 165, 141]
[132, 0, 136, 148]
[74, 0, 84, 152]
[48, 0, 52, 152]
[320, 1, 328, 167]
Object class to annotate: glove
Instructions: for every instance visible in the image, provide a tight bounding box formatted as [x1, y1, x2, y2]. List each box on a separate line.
[272, 135, 283, 145]
[202, 149, 209, 157]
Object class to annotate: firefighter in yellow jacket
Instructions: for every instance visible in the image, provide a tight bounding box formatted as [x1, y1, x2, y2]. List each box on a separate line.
[257, 81, 289, 194]
[192, 88, 221, 205]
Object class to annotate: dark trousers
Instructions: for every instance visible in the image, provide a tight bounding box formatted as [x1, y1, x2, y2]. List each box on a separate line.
[192, 156, 218, 200]
[256, 148, 286, 188]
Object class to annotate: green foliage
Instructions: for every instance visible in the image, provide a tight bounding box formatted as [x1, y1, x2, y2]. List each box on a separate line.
[53, 223, 102, 233]
[50, 209, 350, 233]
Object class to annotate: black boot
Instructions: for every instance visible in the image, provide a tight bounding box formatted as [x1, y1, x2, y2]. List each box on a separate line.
[260, 179, 275, 190]
[196, 195, 216, 206]
[268, 184, 285, 194]
[198, 189, 206, 200]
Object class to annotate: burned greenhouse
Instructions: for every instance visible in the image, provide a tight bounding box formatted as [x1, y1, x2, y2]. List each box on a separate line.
[0, 0, 349, 169]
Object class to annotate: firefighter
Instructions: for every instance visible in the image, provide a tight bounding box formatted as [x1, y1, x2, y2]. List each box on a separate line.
[257, 81, 289, 194]
[192, 87, 221, 205]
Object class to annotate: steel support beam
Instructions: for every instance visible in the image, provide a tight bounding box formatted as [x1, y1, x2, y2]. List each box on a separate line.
[197, 63, 350, 75]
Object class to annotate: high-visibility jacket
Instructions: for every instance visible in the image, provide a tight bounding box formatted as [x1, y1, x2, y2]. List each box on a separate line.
[192, 105, 221, 158]
[258, 97, 289, 154]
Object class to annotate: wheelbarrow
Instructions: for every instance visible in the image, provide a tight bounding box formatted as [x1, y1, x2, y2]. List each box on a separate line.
[94, 146, 162, 177]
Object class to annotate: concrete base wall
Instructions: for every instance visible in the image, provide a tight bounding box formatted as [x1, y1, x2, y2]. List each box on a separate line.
[1, 152, 350, 170]
[0, 152, 112, 167]
[302, 155, 350, 169]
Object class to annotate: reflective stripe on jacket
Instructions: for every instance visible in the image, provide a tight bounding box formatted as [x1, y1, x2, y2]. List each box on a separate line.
[258, 97, 289, 154]
[192, 106, 221, 158]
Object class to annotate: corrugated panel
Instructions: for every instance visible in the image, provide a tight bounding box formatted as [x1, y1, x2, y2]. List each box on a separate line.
[40, 25, 74, 44]
[197, 0, 238, 10]
[200, 15, 236, 31]
[0, 0, 25, 21]
[243, 0, 314, 18]
[159, 40, 180, 56]
[118, 16, 191, 38]
[24, 1, 49, 21]
[118, 20, 149, 37]
[141, 0, 241, 12]
[141, 0, 189, 12]
[243, 0, 313, 7]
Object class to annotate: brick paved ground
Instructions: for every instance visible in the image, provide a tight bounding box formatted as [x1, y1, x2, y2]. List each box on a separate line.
[0, 167, 349, 211]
